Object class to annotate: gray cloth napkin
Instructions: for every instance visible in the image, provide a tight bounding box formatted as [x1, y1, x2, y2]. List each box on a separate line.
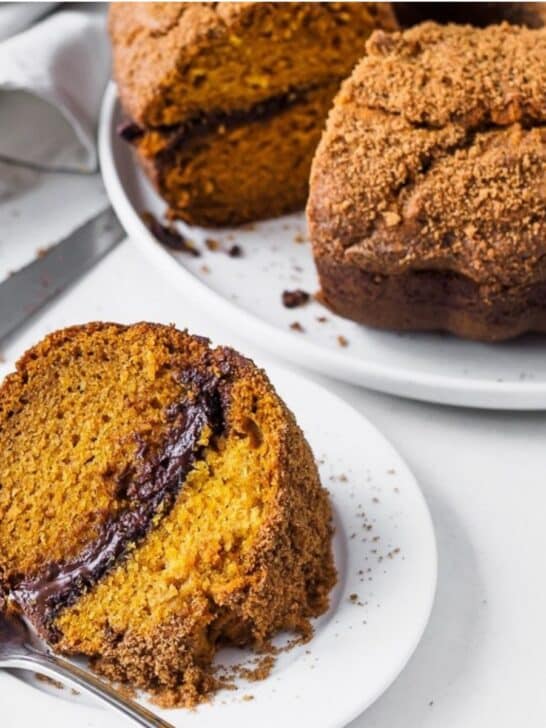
[0, 5, 110, 173]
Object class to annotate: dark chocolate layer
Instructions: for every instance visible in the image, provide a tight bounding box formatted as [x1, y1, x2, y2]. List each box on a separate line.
[10, 369, 228, 640]
[119, 82, 329, 158]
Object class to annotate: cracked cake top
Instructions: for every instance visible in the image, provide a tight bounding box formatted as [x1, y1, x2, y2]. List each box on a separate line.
[308, 23, 546, 294]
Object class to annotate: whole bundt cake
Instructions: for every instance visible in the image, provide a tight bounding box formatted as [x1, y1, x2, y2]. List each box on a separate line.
[0, 323, 335, 706]
[109, 1, 398, 226]
[308, 22, 546, 342]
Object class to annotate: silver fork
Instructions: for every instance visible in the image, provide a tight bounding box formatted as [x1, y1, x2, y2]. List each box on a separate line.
[0, 610, 173, 728]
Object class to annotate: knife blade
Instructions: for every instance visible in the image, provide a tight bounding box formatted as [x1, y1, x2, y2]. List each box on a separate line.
[0, 207, 125, 341]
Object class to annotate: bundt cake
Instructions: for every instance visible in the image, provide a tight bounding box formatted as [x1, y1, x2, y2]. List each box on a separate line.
[109, 2, 398, 226]
[0, 323, 335, 706]
[307, 23, 546, 342]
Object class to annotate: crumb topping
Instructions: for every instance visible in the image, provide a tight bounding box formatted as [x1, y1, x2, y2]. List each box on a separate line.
[308, 23, 546, 297]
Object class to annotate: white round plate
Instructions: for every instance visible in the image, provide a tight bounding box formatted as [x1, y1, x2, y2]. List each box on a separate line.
[99, 84, 546, 410]
[3, 364, 436, 728]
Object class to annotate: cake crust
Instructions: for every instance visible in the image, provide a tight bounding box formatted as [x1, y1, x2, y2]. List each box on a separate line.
[308, 23, 546, 341]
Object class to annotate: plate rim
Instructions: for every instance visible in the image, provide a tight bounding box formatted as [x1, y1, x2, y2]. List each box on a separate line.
[99, 82, 546, 410]
[262, 364, 439, 728]
[3, 361, 438, 728]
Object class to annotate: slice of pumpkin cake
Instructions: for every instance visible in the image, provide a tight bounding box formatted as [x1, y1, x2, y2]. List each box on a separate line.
[109, 2, 398, 226]
[0, 322, 335, 706]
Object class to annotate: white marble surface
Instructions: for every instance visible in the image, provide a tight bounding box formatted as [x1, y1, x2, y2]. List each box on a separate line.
[1, 166, 545, 727]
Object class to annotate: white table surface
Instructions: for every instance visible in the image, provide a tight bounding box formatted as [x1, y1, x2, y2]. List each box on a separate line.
[1, 164, 545, 728]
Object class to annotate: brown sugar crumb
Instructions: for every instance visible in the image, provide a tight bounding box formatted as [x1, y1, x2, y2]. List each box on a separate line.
[214, 652, 276, 696]
[35, 674, 64, 691]
[205, 238, 221, 251]
[316, 316, 328, 323]
[290, 321, 305, 332]
[337, 335, 349, 347]
[349, 593, 359, 603]
[36, 246, 51, 258]
[382, 211, 401, 227]
[294, 232, 306, 244]
[227, 244, 243, 258]
[141, 212, 200, 256]
[238, 654, 276, 682]
[282, 289, 310, 308]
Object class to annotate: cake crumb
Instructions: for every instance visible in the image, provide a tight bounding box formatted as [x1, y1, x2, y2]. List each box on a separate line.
[35, 674, 64, 691]
[290, 321, 305, 332]
[205, 238, 220, 251]
[141, 212, 200, 256]
[228, 244, 243, 258]
[382, 211, 401, 227]
[337, 335, 349, 347]
[282, 289, 310, 308]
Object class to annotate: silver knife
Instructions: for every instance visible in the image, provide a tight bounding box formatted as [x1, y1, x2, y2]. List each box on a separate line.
[0, 207, 125, 341]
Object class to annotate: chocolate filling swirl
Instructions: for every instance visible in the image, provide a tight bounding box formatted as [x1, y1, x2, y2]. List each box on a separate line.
[119, 81, 331, 157]
[10, 370, 227, 640]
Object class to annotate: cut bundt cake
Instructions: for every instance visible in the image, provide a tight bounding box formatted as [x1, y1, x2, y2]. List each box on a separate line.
[109, 2, 398, 226]
[0, 323, 335, 706]
[307, 23, 546, 342]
